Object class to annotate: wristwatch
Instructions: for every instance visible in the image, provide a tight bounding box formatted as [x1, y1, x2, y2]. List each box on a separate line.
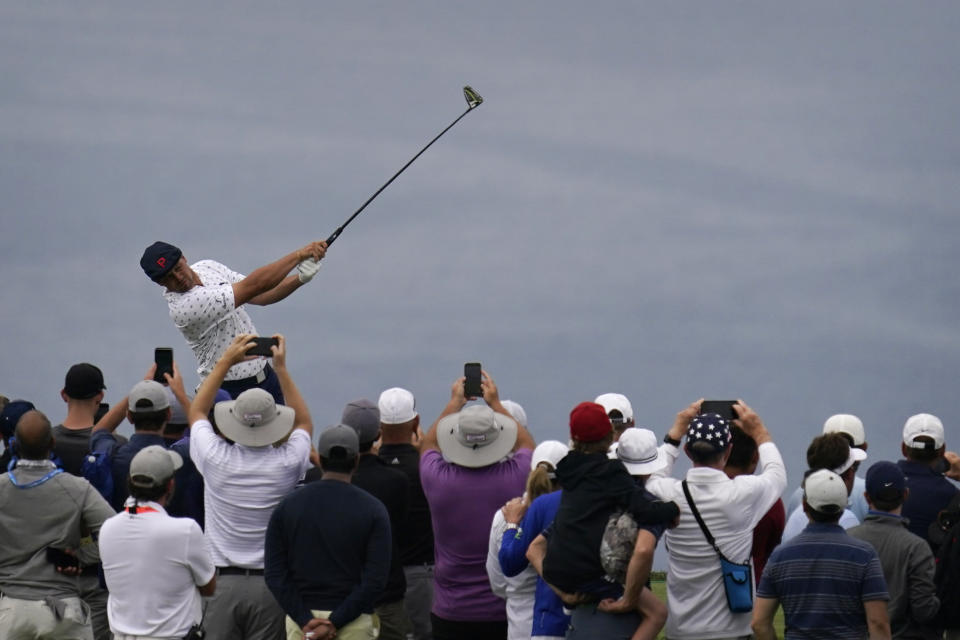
[504, 522, 519, 531]
[663, 434, 682, 447]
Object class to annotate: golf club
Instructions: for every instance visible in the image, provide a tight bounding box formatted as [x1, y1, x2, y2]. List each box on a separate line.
[325, 85, 484, 247]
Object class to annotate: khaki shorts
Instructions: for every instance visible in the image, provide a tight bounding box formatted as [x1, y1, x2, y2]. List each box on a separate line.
[285, 610, 378, 640]
[0, 595, 92, 640]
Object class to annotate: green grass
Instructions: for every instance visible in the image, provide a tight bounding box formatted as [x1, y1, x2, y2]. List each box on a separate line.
[649, 580, 784, 639]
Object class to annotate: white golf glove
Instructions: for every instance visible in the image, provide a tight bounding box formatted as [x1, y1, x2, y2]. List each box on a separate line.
[297, 258, 322, 284]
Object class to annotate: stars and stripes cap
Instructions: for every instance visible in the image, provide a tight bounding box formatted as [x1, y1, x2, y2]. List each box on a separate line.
[686, 413, 733, 452]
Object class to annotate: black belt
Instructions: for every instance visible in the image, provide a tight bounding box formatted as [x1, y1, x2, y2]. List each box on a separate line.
[80, 565, 100, 577]
[218, 566, 264, 576]
[220, 363, 271, 389]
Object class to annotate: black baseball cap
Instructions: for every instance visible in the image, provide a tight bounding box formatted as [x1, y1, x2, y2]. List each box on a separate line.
[140, 241, 182, 281]
[64, 363, 105, 399]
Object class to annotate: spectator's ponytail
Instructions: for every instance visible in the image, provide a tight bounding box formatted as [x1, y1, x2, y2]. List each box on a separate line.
[525, 463, 556, 502]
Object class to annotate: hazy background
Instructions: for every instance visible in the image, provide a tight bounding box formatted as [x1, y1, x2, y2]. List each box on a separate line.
[2, 2, 958, 564]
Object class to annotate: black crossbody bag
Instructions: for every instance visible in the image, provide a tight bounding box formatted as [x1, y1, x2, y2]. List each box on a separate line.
[681, 480, 753, 613]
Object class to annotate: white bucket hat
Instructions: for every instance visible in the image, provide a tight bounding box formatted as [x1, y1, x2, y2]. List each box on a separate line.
[610, 428, 665, 475]
[436, 405, 518, 468]
[214, 388, 295, 447]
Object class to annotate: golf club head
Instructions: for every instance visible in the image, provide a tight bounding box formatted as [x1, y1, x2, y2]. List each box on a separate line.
[463, 85, 483, 109]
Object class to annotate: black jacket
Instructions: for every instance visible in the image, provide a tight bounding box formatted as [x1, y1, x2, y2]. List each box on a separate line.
[543, 450, 678, 592]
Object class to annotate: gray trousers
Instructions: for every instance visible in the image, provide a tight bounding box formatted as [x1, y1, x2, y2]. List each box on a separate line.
[375, 599, 406, 640]
[78, 575, 110, 640]
[402, 564, 433, 640]
[204, 573, 285, 640]
[565, 604, 640, 640]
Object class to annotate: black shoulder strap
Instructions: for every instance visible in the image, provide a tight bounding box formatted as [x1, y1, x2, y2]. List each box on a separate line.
[682, 479, 721, 556]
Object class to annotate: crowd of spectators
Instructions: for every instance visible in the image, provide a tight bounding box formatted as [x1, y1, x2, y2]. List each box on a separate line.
[2, 344, 960, 640]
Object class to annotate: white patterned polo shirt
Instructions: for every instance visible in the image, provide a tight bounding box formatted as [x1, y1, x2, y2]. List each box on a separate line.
[163, 259, 265, 381]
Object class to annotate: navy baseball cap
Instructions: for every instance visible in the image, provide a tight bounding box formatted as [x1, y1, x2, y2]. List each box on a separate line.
[140, 241, 182, 281]
[0, 400, 35, 440]
[865, 461, 906, 502]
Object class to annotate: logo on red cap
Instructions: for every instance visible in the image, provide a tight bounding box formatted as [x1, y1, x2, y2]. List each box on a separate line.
[156, 257, 166, 267]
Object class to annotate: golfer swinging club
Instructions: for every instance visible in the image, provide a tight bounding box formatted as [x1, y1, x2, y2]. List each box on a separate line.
[140, 239, 326, 403]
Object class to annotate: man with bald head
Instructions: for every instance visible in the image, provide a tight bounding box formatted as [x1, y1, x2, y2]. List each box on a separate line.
[0, 410, 115, 639]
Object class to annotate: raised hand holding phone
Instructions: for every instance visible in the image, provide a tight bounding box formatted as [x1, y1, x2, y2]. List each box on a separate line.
[464, 362, 482, 398]
[153, 348, 173, 383]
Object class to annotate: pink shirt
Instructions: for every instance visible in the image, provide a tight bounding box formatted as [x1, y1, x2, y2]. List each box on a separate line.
[420, 448, 532, 621]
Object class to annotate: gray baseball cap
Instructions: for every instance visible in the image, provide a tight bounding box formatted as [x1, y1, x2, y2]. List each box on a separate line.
[128, 380, 171, 413]
[317, 424, 359, 458]
[129, 445, 182, 489]
[341, 399, 380, 445]
[164, 387, 189, 425]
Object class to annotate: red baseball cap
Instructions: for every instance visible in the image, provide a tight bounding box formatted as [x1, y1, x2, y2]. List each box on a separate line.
[569, 401, 612, 442]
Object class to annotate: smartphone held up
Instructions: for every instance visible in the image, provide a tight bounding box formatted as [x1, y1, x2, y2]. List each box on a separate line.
[700, 400, 738, 421]
[464, 362, 482, 398]
[247, 336, 279, 357]
[153, 348, 173, 383]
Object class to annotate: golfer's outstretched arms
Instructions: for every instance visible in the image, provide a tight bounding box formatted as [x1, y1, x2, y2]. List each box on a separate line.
[236, 241, 327, 307]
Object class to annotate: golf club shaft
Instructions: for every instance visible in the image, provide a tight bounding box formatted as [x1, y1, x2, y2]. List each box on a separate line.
[326, 104, 478, 247]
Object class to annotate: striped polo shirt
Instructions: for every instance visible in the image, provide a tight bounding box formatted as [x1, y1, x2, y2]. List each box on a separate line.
[757, 522, 889, 639]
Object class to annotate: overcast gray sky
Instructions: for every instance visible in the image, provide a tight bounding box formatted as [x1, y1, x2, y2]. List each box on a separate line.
[2, 2, 958, 524]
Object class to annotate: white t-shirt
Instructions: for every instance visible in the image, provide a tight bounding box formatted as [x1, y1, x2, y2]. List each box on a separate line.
[189, 418, 312, 568]
[99, 500, 214, 638]
[780, 504, 860, 543]
[163, 259, 265, 381]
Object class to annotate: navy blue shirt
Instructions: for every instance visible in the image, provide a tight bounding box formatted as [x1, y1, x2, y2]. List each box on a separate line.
[898, 459, 959, 546]
[265, 478, 391, 630]
[168, 436, 205, 529]
[304, 455, 408, 605]
[90, 431, 167, 511]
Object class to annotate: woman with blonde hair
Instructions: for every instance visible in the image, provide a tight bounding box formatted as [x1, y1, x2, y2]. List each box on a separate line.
[486, 406, 569, 640]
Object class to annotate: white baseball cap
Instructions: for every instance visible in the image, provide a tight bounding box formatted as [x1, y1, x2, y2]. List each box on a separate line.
[531, 440, 569, 472]
[501, 400, 528, 428]
[378, 387, 417, 424]
[803, 469, 847, 514]
[822, 414, 865, 447]
[832, 445, 867, 475]
[902, 413, 945, 450]
[594, 393, 633, 424]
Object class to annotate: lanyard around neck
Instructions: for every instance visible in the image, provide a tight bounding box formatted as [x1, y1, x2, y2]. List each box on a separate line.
[8, 467, 63, 489]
